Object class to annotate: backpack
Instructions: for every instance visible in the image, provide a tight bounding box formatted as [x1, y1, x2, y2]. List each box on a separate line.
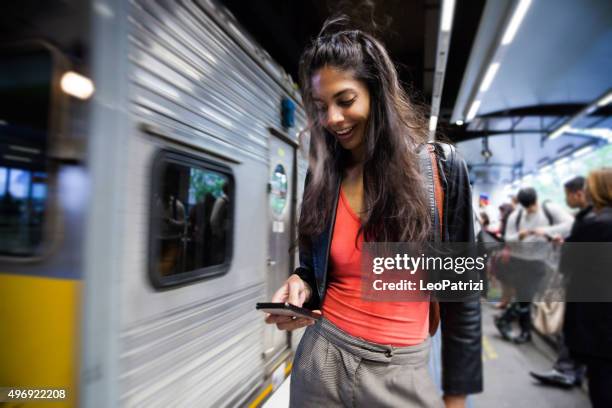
[515, 200, 554, 230]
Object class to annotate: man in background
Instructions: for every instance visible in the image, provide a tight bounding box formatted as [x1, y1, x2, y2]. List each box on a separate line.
[495, 187, 573, 343]
[530, 176, 590, 388]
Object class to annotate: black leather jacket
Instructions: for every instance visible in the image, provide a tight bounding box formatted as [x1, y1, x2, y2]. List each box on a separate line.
[295, 143, 483, 395]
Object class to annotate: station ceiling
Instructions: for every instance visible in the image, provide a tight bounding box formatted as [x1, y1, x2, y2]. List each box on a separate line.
[219, 0, 486, 133]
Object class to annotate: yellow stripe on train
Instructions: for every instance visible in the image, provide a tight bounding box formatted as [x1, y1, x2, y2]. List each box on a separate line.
[0, 273, 80, 407]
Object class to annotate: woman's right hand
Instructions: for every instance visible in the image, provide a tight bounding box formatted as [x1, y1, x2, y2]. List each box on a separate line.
[264, 274, 321, 331]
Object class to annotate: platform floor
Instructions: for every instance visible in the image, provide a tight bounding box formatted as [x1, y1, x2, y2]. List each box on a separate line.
[264, 304, 591, 407]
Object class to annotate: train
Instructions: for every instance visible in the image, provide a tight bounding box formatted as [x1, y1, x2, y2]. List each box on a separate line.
[0, 0, 309, 406]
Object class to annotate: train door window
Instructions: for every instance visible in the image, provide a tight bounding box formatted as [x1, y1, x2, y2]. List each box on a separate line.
[0, 48, 53, 257]
[149, 151, 234, 288]
[270, 164, 287, 217]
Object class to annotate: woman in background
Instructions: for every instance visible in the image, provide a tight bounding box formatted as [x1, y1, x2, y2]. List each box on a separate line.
[562, 167, 612, 408]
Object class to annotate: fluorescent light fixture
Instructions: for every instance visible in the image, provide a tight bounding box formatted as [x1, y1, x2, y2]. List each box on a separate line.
[555, 157, 570, 167]
[3, 154, 32, 163]
[9, 145, 40, 154]
[61, 71, 95, 100]
[539, 164, 552, 173]
[549, 124, 570, 140]
[466, 100, 481, 122]
[429, 115, 438, 131]
[573, 145, 594, 158]
[440, 0, 456, 32]
[479, 63, 500, 92]
[597, 91, 612, 107]
[455, 120, 464, 126]
[501, 0, 532, 45]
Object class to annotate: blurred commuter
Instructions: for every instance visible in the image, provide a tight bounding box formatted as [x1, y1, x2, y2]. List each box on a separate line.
[562, 168, 612, 408]
[265, 17, 481, 408]
[495, 187, 573, 343]
[498, 202, 515, 239]
[530, 176, 589, 388]
[490, 202, 516, 309]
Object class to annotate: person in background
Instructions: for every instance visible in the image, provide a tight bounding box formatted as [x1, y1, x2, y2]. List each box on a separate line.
[495, 187, 573, 343]
[530, 176, 589, 388]
[491, 202, 517, 309]
[561, 168, 612, 408]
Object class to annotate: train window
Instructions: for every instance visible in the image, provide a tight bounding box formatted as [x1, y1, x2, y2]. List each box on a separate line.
[270, 164, 288, 216]
[149, 151, 234, 288]
[0, 48, 53, 257]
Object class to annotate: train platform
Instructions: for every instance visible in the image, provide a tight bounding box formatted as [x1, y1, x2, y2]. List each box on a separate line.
[264, 303, 591, 408]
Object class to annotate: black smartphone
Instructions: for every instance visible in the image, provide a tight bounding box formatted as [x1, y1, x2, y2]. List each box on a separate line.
[256, 302, 321, 320]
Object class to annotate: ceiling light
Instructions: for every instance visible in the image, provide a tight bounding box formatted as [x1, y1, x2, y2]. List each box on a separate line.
[479, 63, 500, 92]
[429, 115, 438, 131]
[549, 124, 570, 140]
[597, 91, 612, 107]
[540, 164, 552, 173]
[466, 100, 481, 122]
[501, 0, 532, 45]
[61, 71, 95, 100]
[455, 120, 464, 126]
[573, 145, 594, 158]
[440, 0, 456, 32]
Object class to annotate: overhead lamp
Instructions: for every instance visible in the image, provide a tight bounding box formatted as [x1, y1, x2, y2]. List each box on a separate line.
[429, 115, 438, 132]
[61, 71, 95, 100]
[554, 157, 570, 167]
[501, 0, 532, 45]
[440, 0, 456, 32]
[455, 120, 464, 126]
[539, 164, 552, 173]
[549, 124, 571, 141]
[597, 91, 612, 107]
[466, 100, 481, 122]
[548, 89, 612, 141]
[573, 145, 594, 158]
[479, 63, 500, 92]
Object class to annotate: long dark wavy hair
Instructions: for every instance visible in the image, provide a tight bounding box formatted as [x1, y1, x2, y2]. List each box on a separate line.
[298, 17, 431, 245]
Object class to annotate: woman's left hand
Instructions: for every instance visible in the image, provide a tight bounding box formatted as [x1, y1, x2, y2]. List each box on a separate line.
[443, 394, 466, 408]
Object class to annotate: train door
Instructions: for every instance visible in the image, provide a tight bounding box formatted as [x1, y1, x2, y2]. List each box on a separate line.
[263, 131, 296, 365]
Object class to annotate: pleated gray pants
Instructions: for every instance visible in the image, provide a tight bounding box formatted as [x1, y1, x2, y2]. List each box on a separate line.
[290, 318, 444, 408]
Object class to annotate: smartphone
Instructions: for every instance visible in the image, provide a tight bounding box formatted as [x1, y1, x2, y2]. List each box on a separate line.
[256, 302, 321, 320]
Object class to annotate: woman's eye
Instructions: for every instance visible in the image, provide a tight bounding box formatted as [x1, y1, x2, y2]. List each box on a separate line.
[338, 98, 356, 107]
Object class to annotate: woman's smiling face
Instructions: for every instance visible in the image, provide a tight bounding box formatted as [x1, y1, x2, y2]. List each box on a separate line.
[311, 66, 371, 155]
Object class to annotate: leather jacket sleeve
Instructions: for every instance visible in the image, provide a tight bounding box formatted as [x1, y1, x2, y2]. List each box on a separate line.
[294, 172, 321, 310]
[437, 143, 483, 395]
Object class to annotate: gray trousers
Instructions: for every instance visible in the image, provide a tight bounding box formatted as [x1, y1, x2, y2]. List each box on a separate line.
[290, 318, 444, 408]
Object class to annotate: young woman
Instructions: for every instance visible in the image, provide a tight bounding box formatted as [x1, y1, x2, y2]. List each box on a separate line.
[266, 19, 482, 407]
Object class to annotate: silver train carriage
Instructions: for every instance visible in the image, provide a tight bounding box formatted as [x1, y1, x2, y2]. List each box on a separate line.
[0, 0, 310, 406]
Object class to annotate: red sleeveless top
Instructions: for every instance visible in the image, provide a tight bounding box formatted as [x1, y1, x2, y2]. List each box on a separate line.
[321, 187, 429, 346]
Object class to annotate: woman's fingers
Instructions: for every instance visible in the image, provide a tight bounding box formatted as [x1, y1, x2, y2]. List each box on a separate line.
[276, 317, 315, 331]
[265, 314, 293, 324]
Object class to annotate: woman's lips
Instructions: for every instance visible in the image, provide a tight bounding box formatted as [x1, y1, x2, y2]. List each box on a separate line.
[334, 125, 355, 141]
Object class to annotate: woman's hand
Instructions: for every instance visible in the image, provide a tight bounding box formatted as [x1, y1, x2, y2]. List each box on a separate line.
[264, 274, 321, 331]
[443, 394, 466, 408]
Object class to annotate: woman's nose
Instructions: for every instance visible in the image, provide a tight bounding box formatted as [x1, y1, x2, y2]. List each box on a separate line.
[325, 106, 344, 128]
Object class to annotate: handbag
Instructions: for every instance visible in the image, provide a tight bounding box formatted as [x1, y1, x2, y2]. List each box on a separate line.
[531, 270, 565, 335]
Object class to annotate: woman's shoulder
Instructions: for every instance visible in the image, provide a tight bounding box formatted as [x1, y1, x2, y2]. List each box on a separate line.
[571, 208, 612, 241]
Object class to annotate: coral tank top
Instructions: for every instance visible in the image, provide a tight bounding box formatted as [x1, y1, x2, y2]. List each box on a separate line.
[321, 187, 429, 346]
